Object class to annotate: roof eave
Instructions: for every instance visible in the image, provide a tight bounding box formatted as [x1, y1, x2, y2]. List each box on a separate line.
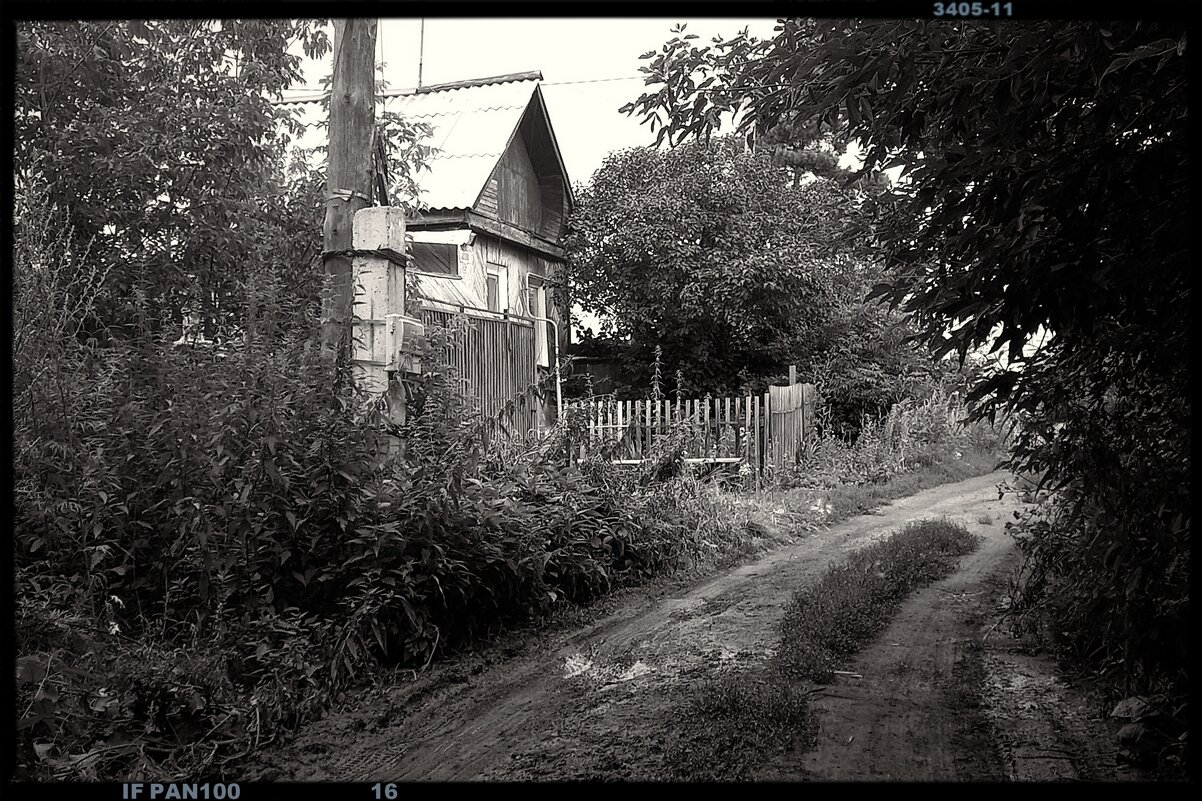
[531, 85, 575, 209]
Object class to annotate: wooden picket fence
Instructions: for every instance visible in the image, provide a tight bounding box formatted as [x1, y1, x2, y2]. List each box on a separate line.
[569, 383, 816, 474]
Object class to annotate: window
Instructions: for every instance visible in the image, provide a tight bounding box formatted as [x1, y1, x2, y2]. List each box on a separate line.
[486, 272, 500, 312]
[409, 242, 458, 277]
[528, 276, 550, 368]
[486, 263, 508, 312]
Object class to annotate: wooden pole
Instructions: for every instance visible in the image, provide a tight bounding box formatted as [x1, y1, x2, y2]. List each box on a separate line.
[322, 19, 378, 363]
[788, 364, 797, 385]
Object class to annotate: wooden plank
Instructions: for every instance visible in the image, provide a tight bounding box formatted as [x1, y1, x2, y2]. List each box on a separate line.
[466, 212, 565, 259]
[644, 400, 652, 455]
[767, 392, 774, 471]
[744, 395, 752, 461]
[637, 400, 644, 457]
[723, 397, 732, 454]
[616, 399, 624, 452]
[617, 400, 625, 455]
[753, 393, 761, 470]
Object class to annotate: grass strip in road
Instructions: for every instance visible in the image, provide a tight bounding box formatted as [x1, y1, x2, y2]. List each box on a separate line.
[663, 672, 816, 781]
[665, 518, 980, 780]
[778, 518, 980, 683]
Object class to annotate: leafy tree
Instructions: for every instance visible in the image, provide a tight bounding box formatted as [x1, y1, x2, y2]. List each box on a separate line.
[566, 135, 877, 396]
[14, 20, 334, 341]
[623, 19, 1189, 715]
[795, 258, 956, 439]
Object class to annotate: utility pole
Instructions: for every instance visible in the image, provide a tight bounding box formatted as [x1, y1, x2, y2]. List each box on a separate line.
[322, 19, 377, 363]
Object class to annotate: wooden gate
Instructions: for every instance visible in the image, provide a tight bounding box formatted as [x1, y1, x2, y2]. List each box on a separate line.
[422, 308, 538, 435]
[767, 382, 816, 471]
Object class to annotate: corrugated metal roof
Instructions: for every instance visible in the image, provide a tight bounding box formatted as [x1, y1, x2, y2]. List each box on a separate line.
[277, 73, 544, 213]
[389, 79, 539, 211]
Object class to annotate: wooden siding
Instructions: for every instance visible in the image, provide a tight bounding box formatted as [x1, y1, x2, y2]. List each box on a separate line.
[475, 95, 568, 244]
[476, 174, 499, 219]
[409, 241, 459, 276]
[767, 383, 816, 471]
[498, 136, 542, 232]
[478, 237, 567, 355]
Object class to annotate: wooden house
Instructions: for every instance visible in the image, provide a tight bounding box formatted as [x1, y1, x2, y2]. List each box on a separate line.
[397, 71, 572, 431]
[282, 71, 573, 432]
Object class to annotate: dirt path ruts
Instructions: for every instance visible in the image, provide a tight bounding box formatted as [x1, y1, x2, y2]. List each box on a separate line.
[251, 472, 1030, 781]
[756, 496, 1129, 782]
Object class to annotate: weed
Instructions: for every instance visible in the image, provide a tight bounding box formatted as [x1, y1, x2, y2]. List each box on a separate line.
[777, 519, 979, 682]
[664, 668, 815, 781]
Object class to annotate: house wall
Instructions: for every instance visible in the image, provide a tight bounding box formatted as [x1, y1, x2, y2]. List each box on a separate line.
[485, 136, 543, 233]
[477, 236, 567, 343]
[408, 230, 565, 331]
[408, 229, 567, 429]
[407, 230, 484, 309]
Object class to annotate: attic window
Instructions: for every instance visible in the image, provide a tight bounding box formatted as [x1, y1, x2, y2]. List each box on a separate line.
[410, 242, 459, 277]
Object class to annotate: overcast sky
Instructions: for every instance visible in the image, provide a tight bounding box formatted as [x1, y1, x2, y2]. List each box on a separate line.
[292, 17, 783, 186]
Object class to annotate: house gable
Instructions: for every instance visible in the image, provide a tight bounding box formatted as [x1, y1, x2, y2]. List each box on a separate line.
[473, 87, 571, 244]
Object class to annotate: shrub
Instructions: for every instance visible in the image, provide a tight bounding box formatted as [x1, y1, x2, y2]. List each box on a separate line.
[13, 228, 759, 779]
[1002, 343, 1189, 765]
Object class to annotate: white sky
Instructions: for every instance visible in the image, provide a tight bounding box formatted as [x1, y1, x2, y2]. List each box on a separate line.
[293, 17, 784, 186]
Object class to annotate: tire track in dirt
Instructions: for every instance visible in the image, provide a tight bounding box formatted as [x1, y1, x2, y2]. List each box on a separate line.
[756, 498, 1129, 781]
[249, 471, 1019, 781]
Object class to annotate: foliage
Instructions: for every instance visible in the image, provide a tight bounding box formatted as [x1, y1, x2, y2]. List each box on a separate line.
[566, 135, 877, 395]
[778, 519, 979, 682]
[798, 258, 967, 439]
[13, 20, 334, 341]
[11, 19, 755, 784]
[622, 18, 1190, 714]
[11, 200, 756, 779]
[664, 671, 814, 781]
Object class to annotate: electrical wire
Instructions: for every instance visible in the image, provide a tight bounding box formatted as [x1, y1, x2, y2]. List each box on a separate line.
[541, 75, 643, 86]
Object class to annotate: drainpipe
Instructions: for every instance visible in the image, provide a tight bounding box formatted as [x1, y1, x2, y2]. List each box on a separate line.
[528, 314, 562, 424]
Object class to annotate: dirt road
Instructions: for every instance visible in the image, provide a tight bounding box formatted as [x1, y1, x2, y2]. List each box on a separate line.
[248, 471, 1123, 781]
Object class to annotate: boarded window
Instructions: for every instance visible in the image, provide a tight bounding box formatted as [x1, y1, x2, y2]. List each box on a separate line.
[410, 242, 458, 277]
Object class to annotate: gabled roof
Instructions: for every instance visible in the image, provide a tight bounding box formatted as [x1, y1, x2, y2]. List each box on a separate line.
[277, 71, 573, 215]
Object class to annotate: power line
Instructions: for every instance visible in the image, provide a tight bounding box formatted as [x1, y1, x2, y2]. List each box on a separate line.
[542, 75, 643, 86]
[277, 74, 646, 103]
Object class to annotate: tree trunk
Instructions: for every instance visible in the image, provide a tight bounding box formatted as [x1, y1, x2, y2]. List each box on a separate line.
[321, 19, 377, 362]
